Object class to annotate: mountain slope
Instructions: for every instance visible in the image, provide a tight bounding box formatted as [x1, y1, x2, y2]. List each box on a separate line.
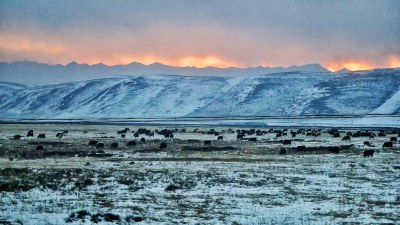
[0, 69, 399, 118]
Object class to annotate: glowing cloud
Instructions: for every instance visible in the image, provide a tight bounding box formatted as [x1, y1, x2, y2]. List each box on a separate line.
[324, 61, 374, 72]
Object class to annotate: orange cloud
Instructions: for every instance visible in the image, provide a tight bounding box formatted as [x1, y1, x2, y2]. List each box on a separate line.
[324, 61, 374, 72]
[388, 56, 400, 68]
[0, 35, 67, 55]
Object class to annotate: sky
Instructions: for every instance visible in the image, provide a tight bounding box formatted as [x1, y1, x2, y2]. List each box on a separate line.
[0, 0, 399, 71]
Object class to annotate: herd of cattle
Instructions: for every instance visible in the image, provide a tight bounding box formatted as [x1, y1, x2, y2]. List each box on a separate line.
[7, 127, 400, 158]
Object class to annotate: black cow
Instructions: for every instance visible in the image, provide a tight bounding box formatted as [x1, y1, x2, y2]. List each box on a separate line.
[63, 130, 69, 134]
[37, 134, 46, 139]
[333, 133, 340, 138]
[88, 140, 98, 146]
[282, 140, 292, 145]
[342, 135, 351, 141]
[127, 141, 136, 146]
[12, 135, 22, 140]
[204, 140, 211, 146]
[378, 133, 386, 137]
[27, 130, 33, 137]
[111, 143, 118, 149]
[56, 133, 63, 138]
[383, 142, 393, 148]
[217, 136, 223, 140]
[329, 146, 340, 154]
[248, 137, 257, 142]
[36, 145, 44, 150]
[296, 146, 306, 151]
[390, 137, 397, 142]
[96, 143, 105, 148]
[140, 138, 146, 143]
[363, 150, 374, 157]
[160, 142, 168, 149]
[364, 141, 372, 147]
[121, 134, 126, 138]
[236, 134, 244, 140]
[276, 133, 282, 138]
[279, 148, 287, 155]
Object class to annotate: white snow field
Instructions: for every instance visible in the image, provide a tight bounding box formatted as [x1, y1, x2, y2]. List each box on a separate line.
[0, 124, 399, 224]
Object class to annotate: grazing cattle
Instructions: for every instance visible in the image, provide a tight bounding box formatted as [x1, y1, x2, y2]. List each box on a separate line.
[390, 137, 397, 142]
[88, 140, 98, 146]
[276, 133, 282, 138]
[169, 134, 174, 139]
[383, 142, 393, 148]
[364, 141, 372, 147]
[329, 146, 340, 154]
[56, 133, 63, 138]
[236, 134, 244, 140]
[296, 146, 306, 151]
[140, 138, 146, 143]
[248, 137, 257, 142]
[12, 135, 22, 140]
[96, 143, 105, 148]
[63, 130, 69, 134]
[291, 133, 297, 138]
[160, 142, 168, 149]
[127, 141, 136, 146]
[333, 133, 340, 138]
[27, 130, 33, 137]
[346, 132, 352, 136]
[342, 135, 351, 141]
[133, 132, 139, 137]
[363, 150, 374, 157]
[121, 134, 126, 138]
[37, 134, 46, 139]
[282, 140, 292, 145]
[111, 143, 118, 149]
[36, 145, 44, 150]
[204, 140, 211, 146]
[217, 136, 223, 140]
[369, 135, 375, 139]
[378, 133, 386, 137]
[279, 148, 287, 155]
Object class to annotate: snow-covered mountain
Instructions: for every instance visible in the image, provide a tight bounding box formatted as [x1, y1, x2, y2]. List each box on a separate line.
[0, 68, 399, 119]
[0, 61, 329, 86]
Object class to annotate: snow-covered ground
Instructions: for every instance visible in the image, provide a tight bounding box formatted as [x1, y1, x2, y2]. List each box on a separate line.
[0, 124, 399, 224]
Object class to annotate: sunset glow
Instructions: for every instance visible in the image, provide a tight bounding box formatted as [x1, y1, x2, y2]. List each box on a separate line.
[324, 61, 374, 72]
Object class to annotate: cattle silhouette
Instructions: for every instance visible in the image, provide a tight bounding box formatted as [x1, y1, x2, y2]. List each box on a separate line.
[382, 142, 393, 148]
[27, 130, 33, 137]
[127, 141, 136, 146]
[363, 150, 374, 157]
[204, 140, 211, 146]
[364, 141, 372, 147]
[36, 145, 44, 150]
[279, 148, 287, 155]
[342, 136, 351, 141]
[282, 140, 291, 145]
[160, 142, 168, 149]
[37, 134, 46, 139]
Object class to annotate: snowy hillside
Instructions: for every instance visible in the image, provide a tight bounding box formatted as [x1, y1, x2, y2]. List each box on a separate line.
[0, 69, 399, 118]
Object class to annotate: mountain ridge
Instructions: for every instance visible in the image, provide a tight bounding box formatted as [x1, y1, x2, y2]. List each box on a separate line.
[0, 60, 331, 86]
[0, 68, 399, 119]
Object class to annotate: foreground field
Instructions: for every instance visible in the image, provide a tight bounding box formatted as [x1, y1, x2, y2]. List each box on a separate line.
[0, 124, 399, 225]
